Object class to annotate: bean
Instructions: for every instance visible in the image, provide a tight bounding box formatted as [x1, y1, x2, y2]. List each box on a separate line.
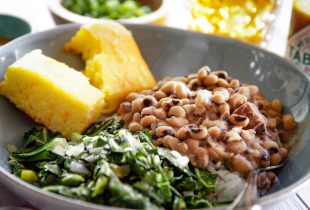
[227, 141, 247, 154]
[267, 109, 280, 117]
[132, 112, 141, 122]
[117, 102, 131, 114]
[175, 83, 190, 98]
[181, 98, 190, 105]
[270, 153, 282, 165]
[212, 94, 226, 104]
[160, 81, 177, 95]
[208, 126, 221, 138]
[219, 103, 230, 116]
[226, 131, 242, 142]
[283, 114, 296, 130]
[131, 98, 144, 112]
[153, 138, 163, 146]
[128, 122, 142, 132]
[161, 100, 171, 111]
[248, 85, 259, 95]
[229, 93, 247, 109]
[230, 79, 240, 89]
[140, 116, 157, 127]
[165, 136, 180, 150]
[232, 155, 253, 176]
[185, 139, 200, 152]
[189, 125, 208, 139]
[183, 104, 195, 114]
[203, 119, 228, 130]
[166, 117, 189, 128]
[197, 66, 210, 80]
[188, 78, 201, 90]
[228, 114, 249, 127]
[126, 92, 142, 102]
[196, 147, 209, 168]
[123, 112, 133, 123]
[141, 107, 155, 117]
[154, 108, 167, 120]
[207, 147, 222, 161]
[211, 71, 228, 80]
[262, 140, 279, 153]
[241, 129, 256, 140]
[168, 106, 186, 118]
[175, 142, 189, 155]
[238, 86, 250, 98]
[177, 126, 190, 140]
[271, 99, 283, 113]
[195, 90, 212, 108]
[279, 147, 288, 159]
[153, 90, 167, 100]
[203, 74, 218, 86]
[217, 78, 230, 88]
[142, 96, 158, 107]
[156, 126, 175, 137]
[260, 152, 271, 167]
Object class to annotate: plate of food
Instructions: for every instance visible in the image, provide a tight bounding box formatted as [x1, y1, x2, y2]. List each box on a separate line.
[0, 21, 309, 210]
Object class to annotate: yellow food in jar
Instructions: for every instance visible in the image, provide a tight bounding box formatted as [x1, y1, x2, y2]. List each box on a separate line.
[189, 0, 277, 44]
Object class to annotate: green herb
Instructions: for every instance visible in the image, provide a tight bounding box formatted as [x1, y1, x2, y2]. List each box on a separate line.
[9, 118, 217, 209]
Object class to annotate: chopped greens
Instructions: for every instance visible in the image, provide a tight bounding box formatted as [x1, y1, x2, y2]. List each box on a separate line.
[9, 118, 217, 209]
[62, 0, 152, 20]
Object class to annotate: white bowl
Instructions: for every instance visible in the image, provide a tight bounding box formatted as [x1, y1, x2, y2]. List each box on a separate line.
[48, 0, 169, 24]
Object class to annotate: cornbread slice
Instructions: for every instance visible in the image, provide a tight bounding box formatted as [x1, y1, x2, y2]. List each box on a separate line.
[65, 22, 156, 113]
[0, 50, 105, 137]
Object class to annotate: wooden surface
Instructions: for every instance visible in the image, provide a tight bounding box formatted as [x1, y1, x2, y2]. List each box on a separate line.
[0, 0, 309, 209]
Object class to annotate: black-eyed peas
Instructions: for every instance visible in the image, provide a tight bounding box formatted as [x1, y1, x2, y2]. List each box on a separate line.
[271, 99, 283, 113]
[283, 114, 296, 130]
[197, 66, 210, 80]
[230, 79, 240, 89]
[141, 107, 156, 117]
[203, 74, 218, 86]
[156, 126, 175, 137]
[229, 93, 247, 109]
[168, 106, 186, 118]
[189, 125, 208, 140]
[128, 122, 142, 132]
[117, 66, 296, 176]
[140, 115, 157, 127]
[177, 126, 191, 140]
[153, 90, 167, 100]
[166, 117, 189, 128]
[228, 114, 249, 128]
[154, 108, 167, 120]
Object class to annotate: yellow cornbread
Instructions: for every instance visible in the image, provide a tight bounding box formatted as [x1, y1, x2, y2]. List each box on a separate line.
[65, 22, 156, 113]
[0, 50, 105, 137]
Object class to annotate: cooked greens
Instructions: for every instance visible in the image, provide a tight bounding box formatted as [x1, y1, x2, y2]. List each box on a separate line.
[62, 0, 152, 19]
[9, 118, 217, 209]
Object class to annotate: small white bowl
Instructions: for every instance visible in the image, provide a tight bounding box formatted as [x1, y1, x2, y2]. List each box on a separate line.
[48, 0, 169, 24]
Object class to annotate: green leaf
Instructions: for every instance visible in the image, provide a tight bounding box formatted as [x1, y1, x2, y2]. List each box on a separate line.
[194, 168, 217, 188]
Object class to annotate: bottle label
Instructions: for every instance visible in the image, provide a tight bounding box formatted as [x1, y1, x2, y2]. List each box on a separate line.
[287, 25, 310, 77]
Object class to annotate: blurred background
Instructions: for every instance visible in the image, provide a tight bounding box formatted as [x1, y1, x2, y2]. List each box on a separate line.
[0, 0, 309, 74]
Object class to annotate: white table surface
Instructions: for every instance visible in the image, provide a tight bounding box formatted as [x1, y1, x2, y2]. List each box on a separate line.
[0, 0, 309, 209]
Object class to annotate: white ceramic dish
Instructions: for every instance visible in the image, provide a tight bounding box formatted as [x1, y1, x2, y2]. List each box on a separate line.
[48, 0, 169, 24]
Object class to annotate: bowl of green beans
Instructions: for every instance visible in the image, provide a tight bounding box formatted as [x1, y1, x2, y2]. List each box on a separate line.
[48, 0, 169, 24]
